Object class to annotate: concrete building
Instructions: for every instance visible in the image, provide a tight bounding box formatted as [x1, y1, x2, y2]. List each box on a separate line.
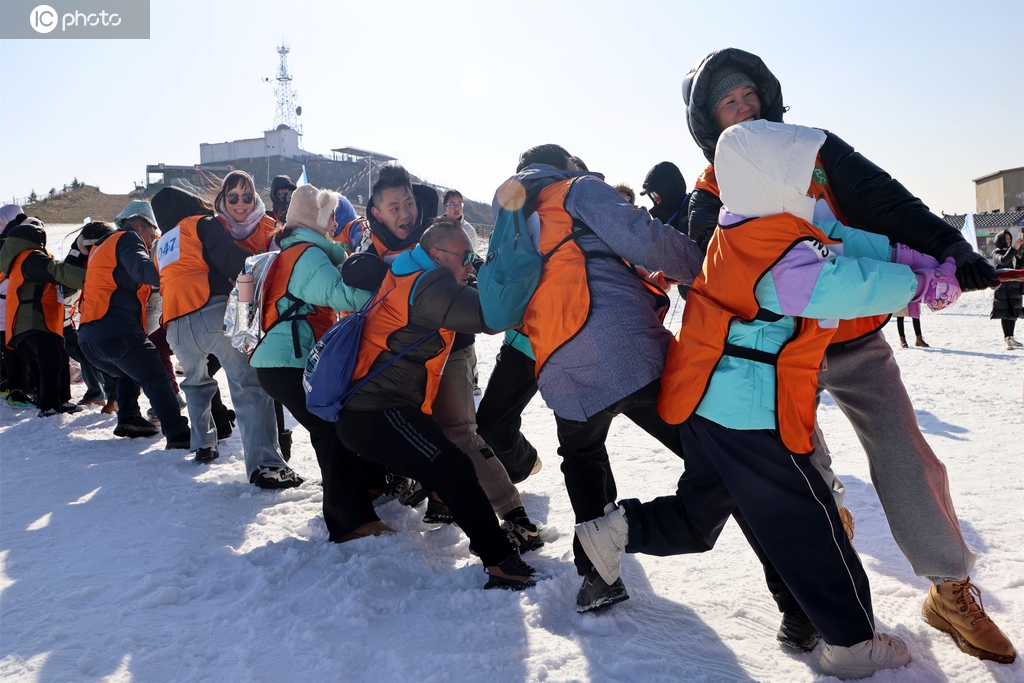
[974, 166, 1024, 214]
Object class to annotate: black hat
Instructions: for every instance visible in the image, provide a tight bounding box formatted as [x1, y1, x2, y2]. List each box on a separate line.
[271, 175, 297, 193]
[640, 162, 686, 199]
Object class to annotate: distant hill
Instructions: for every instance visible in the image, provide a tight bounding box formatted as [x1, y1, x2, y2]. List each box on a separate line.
[22, 185, 142, 225]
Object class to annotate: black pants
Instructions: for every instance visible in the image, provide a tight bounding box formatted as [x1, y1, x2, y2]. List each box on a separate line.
[81, 334, 188, 436]
[476, 343, 540, 484]
[620, 414, 875, 647]
[65, 325, 119, 402]
[895, 316, 922, 337]
[257, 367, 379, 540]
[1002, 319, 1016, 337]
[1, 330, 34, 394]
[12, 331, 70, 411]
[336, 406, 513, 566]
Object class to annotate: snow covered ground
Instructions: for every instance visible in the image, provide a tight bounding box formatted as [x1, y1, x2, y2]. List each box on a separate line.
[1, 225, 1022, 682]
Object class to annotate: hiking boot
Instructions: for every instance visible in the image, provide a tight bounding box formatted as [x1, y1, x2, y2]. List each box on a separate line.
[164, 427, 192, 450]
[6, 390, 36, 407]
[777, 607, 820, 652]
[502, 508, 545, 553]
[922, 578, 1016, 663]
[78, 397, 106, 406]
[194, 446, 219, 463]
[839, 505, 855, 542]
[484, 550, 536, 590]
[915, 335, 930, 348]
[214, 408, 235, 441]
[576, 567, 629, 613]
[250, 464, 304, 490]
[113, 416, 160, 437]
[422, 497, 454, 525]
[57, 402, 84, 414]
[101, 400, 118, 414]
[279, 429, 293, 462]
[575, 502, 629, 585]
[819, 632, 911, 679]
[336, 520, 396, 543]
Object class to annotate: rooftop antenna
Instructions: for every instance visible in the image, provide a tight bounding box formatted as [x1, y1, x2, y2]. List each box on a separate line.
[263, 42, 302, 134]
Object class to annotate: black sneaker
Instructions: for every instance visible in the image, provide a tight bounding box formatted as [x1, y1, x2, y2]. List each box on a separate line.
[250, 464, 304, 490]
[777, 608, 820, 652]
[114, 416, 160, 438]
[422, 497, 454, 525]
[164, 427, 192, 450]
[214, 408, 236, 441]
[484, 550, 537, 590]
[57, 402, 84, 414]
[194, 446, 219, 463]
[576, 567, 629, 613]
[502, 508, 545, 553]
[278, 429, 292, 462]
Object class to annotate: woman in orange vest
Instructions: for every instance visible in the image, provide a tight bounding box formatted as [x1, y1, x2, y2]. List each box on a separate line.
[249, 184, 390, 542]
[152, 184, 300, 489]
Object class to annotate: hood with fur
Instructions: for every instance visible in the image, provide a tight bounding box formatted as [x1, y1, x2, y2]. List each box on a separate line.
[715, 121, 826, 223]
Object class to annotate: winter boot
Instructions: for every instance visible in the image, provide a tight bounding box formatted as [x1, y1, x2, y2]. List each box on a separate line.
[898, 335, 908, 348]
[1006, 336, 1023, 350]
[839, 505, 856, 542]
[576, 567, 629, 613]
[502, 507, 544, 552]
[249, 464, 304, 490]
[194, 446, 219, 463]
[422, 497, 454, 525]
[278, 429, 293, 462]
[777, 607, 820, 652]
[213, 407, 236, 441]
[484, 550, 536, 590]
[78, 397, 106, 407]
[113, 415, 160, 437]
[101, 400, 117, 414]
[819, 632, 911, 679]
[164, 426, 192, 450]
[336, 520, 396, 543]
[915, 335, 930, 348]
[57, 402, 83, 414]
[575, 502, 629, 585]
[922, 578, 1016, 663]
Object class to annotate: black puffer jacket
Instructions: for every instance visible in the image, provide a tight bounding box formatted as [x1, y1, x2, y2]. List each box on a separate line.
[990, 241, 1023, 320]
[684, 48, 967, 264]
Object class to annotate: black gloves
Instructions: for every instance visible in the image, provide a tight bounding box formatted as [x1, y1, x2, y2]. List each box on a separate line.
[939, 241, 998, 292]
[341, 252, 389, 291]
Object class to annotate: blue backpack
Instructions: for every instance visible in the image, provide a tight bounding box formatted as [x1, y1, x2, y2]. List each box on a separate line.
[303, 287, 438, 422]
[477, 177, 575, 330]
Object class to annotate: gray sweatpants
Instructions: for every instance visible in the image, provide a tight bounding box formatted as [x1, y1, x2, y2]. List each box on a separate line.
[818, 330, 976, 584]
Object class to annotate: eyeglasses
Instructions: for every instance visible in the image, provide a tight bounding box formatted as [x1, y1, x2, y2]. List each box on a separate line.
[445, 202, 464, 209]
[226, 192, 254, 205]
[435, 248, 474, 267]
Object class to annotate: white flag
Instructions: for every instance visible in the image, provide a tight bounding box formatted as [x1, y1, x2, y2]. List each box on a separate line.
[299, 165, 308, 185]
[961, 213, 979, 252]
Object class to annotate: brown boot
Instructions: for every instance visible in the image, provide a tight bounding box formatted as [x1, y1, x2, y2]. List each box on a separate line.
[101, 400, 118, 414]
[899, 336, 909, 348]
[915, 335, 930, 348]
[337, 520, 396, 543]
[922, 578, 1016, 663]
[838, 506, 855, 542]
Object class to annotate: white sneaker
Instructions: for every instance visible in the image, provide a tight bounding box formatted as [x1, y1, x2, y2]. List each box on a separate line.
[575, 503, 629, 586]
[820, 632, 911, 679]
[1007, 336, 1023, 349]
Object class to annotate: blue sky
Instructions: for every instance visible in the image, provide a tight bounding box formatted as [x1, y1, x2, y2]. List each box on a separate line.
[1, 0, 1022, 215]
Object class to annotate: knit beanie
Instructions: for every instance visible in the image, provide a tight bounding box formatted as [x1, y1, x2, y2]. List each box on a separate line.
[708, 67, 757, 117]
[284, 184, 340, 234]
[0, 204, 24, 231]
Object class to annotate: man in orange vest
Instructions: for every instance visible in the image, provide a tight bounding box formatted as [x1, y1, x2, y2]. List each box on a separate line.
[77, 214, 190, 448]
[678, 48, 1014, 664]
[0, 218, 85, 416]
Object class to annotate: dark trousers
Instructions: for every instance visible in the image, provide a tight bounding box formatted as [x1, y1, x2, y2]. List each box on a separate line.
[895, 316, 922, 338]
[1002, 319, 1016, 337]
[257, 367, 379, 540]
[555, 379, 685, 574]
[336, 406, 513, 566]
[476, 343, 540, 484]
[65, 325, 118, 402]
[1, 330, 35, 394]
[12, 331, 70, 411]
[620, 414, 875, 647]
[81, 334, 188, 437]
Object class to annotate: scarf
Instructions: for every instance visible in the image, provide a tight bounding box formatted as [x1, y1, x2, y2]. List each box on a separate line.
[217, 193, 268, 240]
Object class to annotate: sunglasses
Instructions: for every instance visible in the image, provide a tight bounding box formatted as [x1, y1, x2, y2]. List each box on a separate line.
[273, 189, 292, 202]
[226, 192, 254, 205]
[435, 248, 475, 267]
[445, 201, 464, 208]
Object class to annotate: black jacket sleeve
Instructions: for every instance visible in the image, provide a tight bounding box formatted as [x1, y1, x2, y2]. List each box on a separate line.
[196, 217, 250, 280]
[116, 231, 160, 286]
[818, 131, 966, 260]
[687, 188, 722, 255]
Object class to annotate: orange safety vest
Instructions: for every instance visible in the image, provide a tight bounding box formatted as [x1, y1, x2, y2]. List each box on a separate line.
[350, 268, 455, 414]
[79, 231, 152, 330]
[4, 250, 64, 346]
[521, 178, 669, 375]
[695, 161, 889, 346]
[155, 215, 211, 322]
[658, 213, 844, 455]
[331, 217, 368, 253]
[225, 214, 279, 255]
[259, 242, 338, 359]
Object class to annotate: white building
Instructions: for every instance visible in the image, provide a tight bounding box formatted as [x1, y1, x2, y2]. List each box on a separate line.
[199, 126, 313, 164]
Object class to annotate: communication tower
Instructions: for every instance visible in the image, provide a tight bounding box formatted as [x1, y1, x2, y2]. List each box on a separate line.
[265, 43, 302, 134]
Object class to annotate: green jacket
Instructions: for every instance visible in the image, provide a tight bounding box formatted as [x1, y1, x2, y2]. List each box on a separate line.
[249, 228, 371, 369]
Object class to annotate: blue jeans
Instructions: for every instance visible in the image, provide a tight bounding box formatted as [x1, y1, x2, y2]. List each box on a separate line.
[80, 334, 187, 436]
[166, 297, 285, 476]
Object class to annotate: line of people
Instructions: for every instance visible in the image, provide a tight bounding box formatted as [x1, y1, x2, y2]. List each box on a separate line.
[1, 45, 1016, 680]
